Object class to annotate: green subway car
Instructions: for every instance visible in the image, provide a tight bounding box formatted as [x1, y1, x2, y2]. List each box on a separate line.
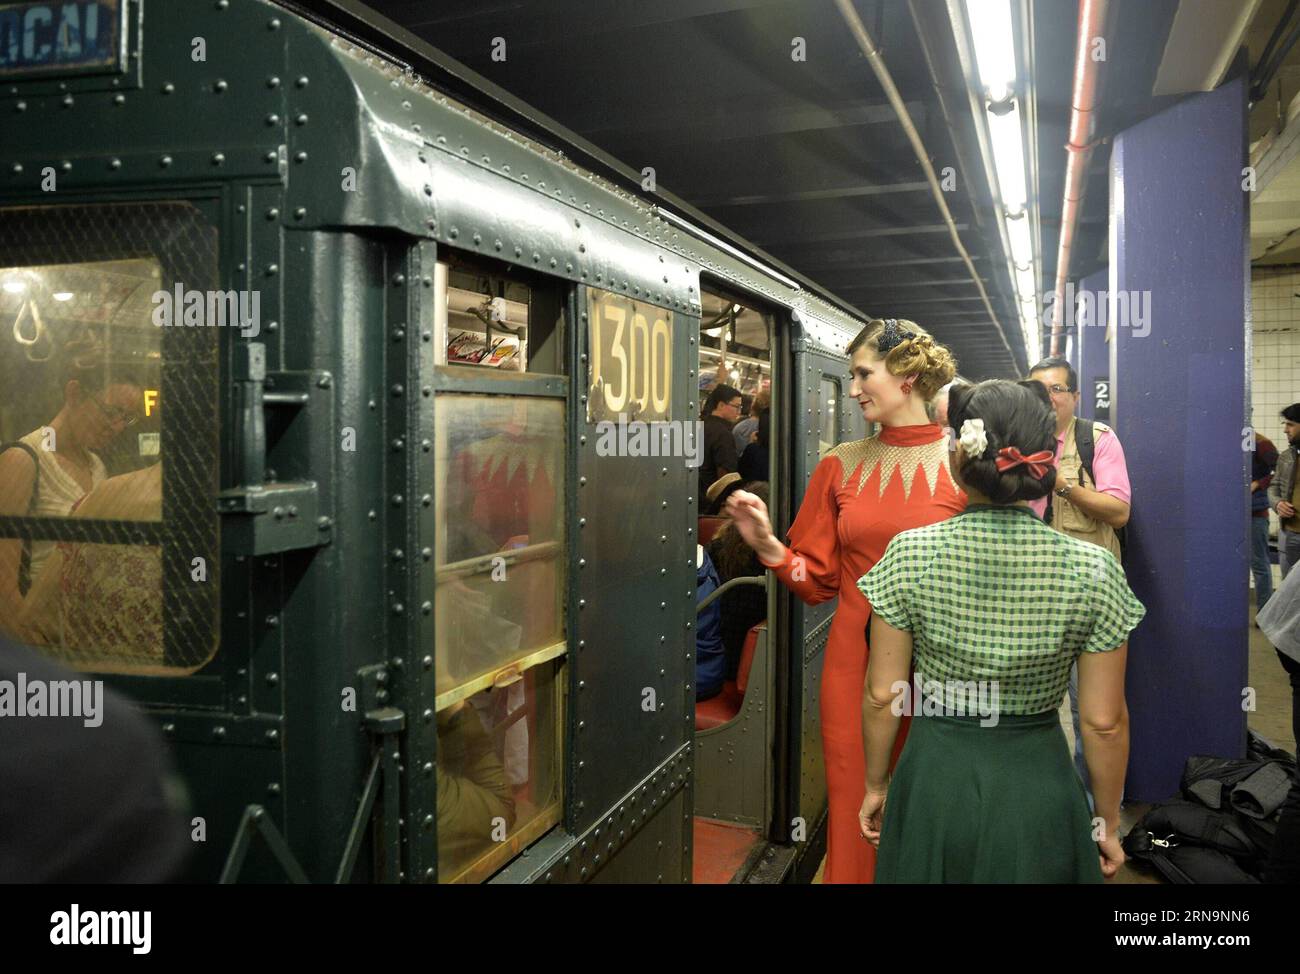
[0, 0, 872, 883]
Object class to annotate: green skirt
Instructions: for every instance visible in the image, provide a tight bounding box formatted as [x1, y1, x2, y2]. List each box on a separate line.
[875, 710, 1104, 884]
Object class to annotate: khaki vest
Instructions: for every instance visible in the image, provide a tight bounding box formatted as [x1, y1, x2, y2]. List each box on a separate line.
[1051, 418, 1122, 560]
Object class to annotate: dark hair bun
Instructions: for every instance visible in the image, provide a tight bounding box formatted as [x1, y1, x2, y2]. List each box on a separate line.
[949, 380, 1057, 503]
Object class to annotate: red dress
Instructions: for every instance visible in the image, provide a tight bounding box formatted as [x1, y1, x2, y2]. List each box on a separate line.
[761, 422, 965, 883]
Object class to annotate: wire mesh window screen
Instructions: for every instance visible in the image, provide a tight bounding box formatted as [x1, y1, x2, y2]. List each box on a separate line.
[0, 201, 220, 674]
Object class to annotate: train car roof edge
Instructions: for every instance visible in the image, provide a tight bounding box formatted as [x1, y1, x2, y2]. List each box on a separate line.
[272, 0, 875, 329]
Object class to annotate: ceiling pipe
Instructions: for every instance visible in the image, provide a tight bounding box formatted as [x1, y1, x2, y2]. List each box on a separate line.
[834, 0, 1017, 370]
[1050, 0, 1108, 357]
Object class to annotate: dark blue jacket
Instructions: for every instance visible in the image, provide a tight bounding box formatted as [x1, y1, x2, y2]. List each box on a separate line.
[695, 546, 726, 698]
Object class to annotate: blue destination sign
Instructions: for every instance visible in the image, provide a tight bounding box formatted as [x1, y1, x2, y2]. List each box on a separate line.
[0, 0, 123, 78]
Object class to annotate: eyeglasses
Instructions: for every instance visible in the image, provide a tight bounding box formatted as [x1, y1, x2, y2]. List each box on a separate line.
[726, 400, 743, 410]
[88, 394, 139, 428]
[1046, 384, 1074, 395]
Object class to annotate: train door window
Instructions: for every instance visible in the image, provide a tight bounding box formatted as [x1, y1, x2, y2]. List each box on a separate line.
[432, 255, 565, 375]
[430, 258, 565, 883]
[818, 376, 841, 457]
[0, 202, 220, 675]
[697, 288, 772, 509]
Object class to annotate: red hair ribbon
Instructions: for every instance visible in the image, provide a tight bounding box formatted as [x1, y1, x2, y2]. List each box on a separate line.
[994, 446, 1054, 479]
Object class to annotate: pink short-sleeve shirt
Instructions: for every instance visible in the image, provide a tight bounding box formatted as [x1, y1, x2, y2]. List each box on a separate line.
[1029, 421, 1131, 519]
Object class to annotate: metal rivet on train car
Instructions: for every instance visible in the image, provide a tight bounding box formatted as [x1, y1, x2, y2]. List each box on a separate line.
[493, 239, 502, 251]
[211, 152, 225, 165]
[61, 94, 73, 107]
[265, 113, 279, 127]
[212, 726, 226, 739]
[265, 263, 278, 277]
[11, 100, 24, 112]
[317, 374, 331, 389]
[265, 729, 279, 743]
[578, 517, 586, 527]
[392, 603, 404, 615]
[269, 17, 281, 29]
[421, 439, 431, 452]
[532, 252, 541, 263]
[422, 708, 433, 724]
[578, 681, 585, 690]
[216, 0, 229, 8]
[422, 655, 433, 671]
[162, 723, 175, 736]
[112, 93, 126, 106]
[214, 80, 228, 93]
[296, 76, 309, 88]
[9, 163, 20, 173]
[421, 601, 432, 615]
[295, 113, 308, 126]
[472, 232, 482, 245]
[578, 599, 586, 609]
[421, 547, 432, 561]
[660, 535, 667, 543]
[109, 158, 121, 170]
[578, 476, 586, 486]
[392, 493, 404, 505]
[267, 76, 280, 89]
[661, 467, 668, 476]
[265, 207, 279, 221]
[422, 814, 434, 831]
[660, 602, 666, 610]
[578, 558, 586, 569]
[294, 151, 307, 163]
[421, 385, 431, 397]
[59, 160, 71, 172]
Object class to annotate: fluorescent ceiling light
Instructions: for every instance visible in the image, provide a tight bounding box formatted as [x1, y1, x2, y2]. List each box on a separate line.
[965, 0, 1017, 100]
[2, 281, 24, 294]
[53, 291, 74, 302]
[1005, 215, 1032, 269]
[988, 104, 1027, 212]
[1014, 266, 1037, 302]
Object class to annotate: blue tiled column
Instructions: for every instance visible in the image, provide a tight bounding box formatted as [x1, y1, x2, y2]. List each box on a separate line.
[1077, 267, 1108, 422]
[1110, 75, 1249, 800]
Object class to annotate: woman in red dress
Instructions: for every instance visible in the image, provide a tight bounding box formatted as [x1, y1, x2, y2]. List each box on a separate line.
[726, 318, 964, 883]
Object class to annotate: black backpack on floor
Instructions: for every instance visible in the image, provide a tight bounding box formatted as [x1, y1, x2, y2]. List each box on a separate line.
[1122, 733, 1297, 883]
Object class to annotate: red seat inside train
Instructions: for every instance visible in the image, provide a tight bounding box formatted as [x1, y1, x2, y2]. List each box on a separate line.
[695, 622, 763, 731]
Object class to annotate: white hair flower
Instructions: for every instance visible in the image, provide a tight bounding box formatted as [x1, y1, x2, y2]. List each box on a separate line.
[958, 418, 988, 459]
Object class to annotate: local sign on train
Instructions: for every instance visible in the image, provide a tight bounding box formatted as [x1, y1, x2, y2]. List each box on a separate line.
[0, 0, 123, 78]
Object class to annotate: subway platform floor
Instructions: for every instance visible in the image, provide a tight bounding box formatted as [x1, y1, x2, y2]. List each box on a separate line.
[811, 592, 1295, 884]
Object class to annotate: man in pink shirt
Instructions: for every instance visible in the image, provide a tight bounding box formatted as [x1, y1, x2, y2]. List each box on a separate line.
[1027, 358, 1131, 560]
[1028, 357, 1132, 807]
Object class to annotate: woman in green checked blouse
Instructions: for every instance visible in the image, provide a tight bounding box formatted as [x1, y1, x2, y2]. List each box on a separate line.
[856, 380, 1145, 883]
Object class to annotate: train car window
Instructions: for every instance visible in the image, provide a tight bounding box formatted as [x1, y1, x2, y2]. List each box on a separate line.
[586, 288, 673, 422]
[0, 202, 219, 675]
[436, 661, 562, 883]
[433, 257, 565, 375]
[819, 376, 841, 457]
[430, 274, 566, 883]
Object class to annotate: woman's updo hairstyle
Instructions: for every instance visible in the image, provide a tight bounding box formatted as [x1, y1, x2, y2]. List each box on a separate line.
[947, 379, 1057, 503]
[845, 318, 957, 401]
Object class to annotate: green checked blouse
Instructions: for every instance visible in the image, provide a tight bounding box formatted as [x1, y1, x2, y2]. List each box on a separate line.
[858, 504, 1146, 715]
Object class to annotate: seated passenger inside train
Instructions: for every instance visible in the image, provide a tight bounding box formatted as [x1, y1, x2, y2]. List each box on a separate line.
[707, 481, 770, 682]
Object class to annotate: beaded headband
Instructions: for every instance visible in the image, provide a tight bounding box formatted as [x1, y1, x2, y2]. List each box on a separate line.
[876, 318, 915, 356]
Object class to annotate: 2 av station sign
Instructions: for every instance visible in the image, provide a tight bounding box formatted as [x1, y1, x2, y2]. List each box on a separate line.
[0, 0, 125, 78]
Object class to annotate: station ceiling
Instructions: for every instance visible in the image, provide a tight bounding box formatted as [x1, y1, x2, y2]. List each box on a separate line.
[320, 0, 1262, 379]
